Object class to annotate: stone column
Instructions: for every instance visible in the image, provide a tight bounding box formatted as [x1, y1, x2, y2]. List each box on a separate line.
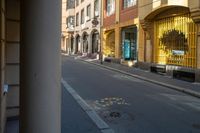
[115, 27, 121, 58]
[88, 33, 93, 54]
[20, 0, 61, 133]
[197, 24, 200, 69]
[68, 35, 71, 54]
[196, 23, 200, 82]
[64, 36, 67, 53]
[74, 36, 77, 53]
[190, 8, 200, 82]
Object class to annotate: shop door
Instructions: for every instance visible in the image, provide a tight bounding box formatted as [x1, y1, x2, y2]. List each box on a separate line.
[122, 27, 137, 60]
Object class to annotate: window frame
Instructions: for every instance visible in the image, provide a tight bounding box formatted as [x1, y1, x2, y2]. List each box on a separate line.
[76, 12, 79, 26]
[81, 9, 85, 24]
[86, 4, 91, 21]
[76, 0, 79, 7]
[106, 0, 115, 16]
[123, 0, 137, 9]
[94, 0, 99, 17]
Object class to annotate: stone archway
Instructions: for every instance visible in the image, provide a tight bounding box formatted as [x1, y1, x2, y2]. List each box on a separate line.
[70, 36, 74, 54]
[104, 30, 115, 57]
[91, 30, 100, 54]
[82, 32, 89, 53]
[75, 34, 80, 54]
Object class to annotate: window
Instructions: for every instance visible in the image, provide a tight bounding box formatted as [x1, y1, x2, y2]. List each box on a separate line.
[66, 16, 75, 28]
[107, 0, 115, 16]
[86, 4, 91, 20]
[66, 0, 75, 10]
[76, 0, 79, 7]
[76, 12, 79, 26]
[123, 0, 137, 9]
[94, 0, 99, 17]
[81, 9, 85, 24]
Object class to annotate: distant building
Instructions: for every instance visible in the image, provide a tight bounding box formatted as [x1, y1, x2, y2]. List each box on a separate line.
[65, 0, 101, 58]
[61, 0, 75, 54]
[138, 0, 200, 82]
[101, 0, 138, 65]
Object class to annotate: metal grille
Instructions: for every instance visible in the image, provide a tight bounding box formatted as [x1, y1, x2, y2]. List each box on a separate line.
[155, 14, 197, 68]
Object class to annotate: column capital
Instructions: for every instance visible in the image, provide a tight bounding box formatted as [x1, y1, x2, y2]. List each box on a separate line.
[140, 19, 152, 40]
[191, 9, 200, 23]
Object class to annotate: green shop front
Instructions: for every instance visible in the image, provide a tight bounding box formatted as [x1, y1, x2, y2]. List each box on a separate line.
[121, 26, 137, 61]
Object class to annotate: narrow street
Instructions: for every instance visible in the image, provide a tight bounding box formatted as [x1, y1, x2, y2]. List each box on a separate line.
[62, 56, 200, 133]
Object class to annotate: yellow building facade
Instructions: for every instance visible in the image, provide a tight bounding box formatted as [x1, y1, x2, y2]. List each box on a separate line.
[138, 0, 200, 82]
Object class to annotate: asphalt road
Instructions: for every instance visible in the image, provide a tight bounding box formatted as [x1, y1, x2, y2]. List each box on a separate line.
[62, 56, 200, 133]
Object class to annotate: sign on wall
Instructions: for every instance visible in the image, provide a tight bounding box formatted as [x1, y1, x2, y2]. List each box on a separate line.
[172, 50, 185, 56]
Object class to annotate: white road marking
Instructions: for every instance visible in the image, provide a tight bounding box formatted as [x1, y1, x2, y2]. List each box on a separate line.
[61, 78, 114, 133]
[112, 74, 143, 83]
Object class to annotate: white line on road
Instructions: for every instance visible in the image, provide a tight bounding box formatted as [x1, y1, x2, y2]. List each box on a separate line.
[61, 78, 115, 133]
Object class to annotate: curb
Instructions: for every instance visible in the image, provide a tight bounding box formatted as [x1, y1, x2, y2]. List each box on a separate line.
[79, 59, 200, 99]
[61, 78, 115, 133]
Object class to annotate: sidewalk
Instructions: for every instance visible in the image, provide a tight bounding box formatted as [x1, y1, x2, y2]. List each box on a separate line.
[61, 84, 102, 133]
[74, 56, 200, 98]
[5, 85, 102, 133]
[6, 117, 19, 133]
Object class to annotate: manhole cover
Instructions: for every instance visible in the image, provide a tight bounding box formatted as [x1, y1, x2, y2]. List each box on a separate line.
[110, 112, 121, 118]
[192, 124, 200, 129]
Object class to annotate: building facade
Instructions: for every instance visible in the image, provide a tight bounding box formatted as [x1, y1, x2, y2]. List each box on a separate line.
[61, 0, 68, 53]
[70, 0, 101, 58]
[0, 0, 20, 132]
[102, 0, 138, 65]
[138, 0, 200, 82]
[62, 0, 75, 54]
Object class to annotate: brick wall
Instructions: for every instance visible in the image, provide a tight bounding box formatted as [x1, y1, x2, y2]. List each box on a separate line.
[103, 0, 115, 27]
[119, 1, 138, 23]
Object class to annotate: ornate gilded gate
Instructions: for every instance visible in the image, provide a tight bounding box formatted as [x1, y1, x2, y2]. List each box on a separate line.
[155, 14, 197, 68]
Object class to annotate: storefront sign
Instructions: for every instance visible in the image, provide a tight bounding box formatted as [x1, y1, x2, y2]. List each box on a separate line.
[124, 40, 131, 59]
[172, 50, 185, 55]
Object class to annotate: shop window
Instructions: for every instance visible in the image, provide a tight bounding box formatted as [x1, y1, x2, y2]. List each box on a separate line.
[155, 14, 197, 68]
[122, 27, 137, 60]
